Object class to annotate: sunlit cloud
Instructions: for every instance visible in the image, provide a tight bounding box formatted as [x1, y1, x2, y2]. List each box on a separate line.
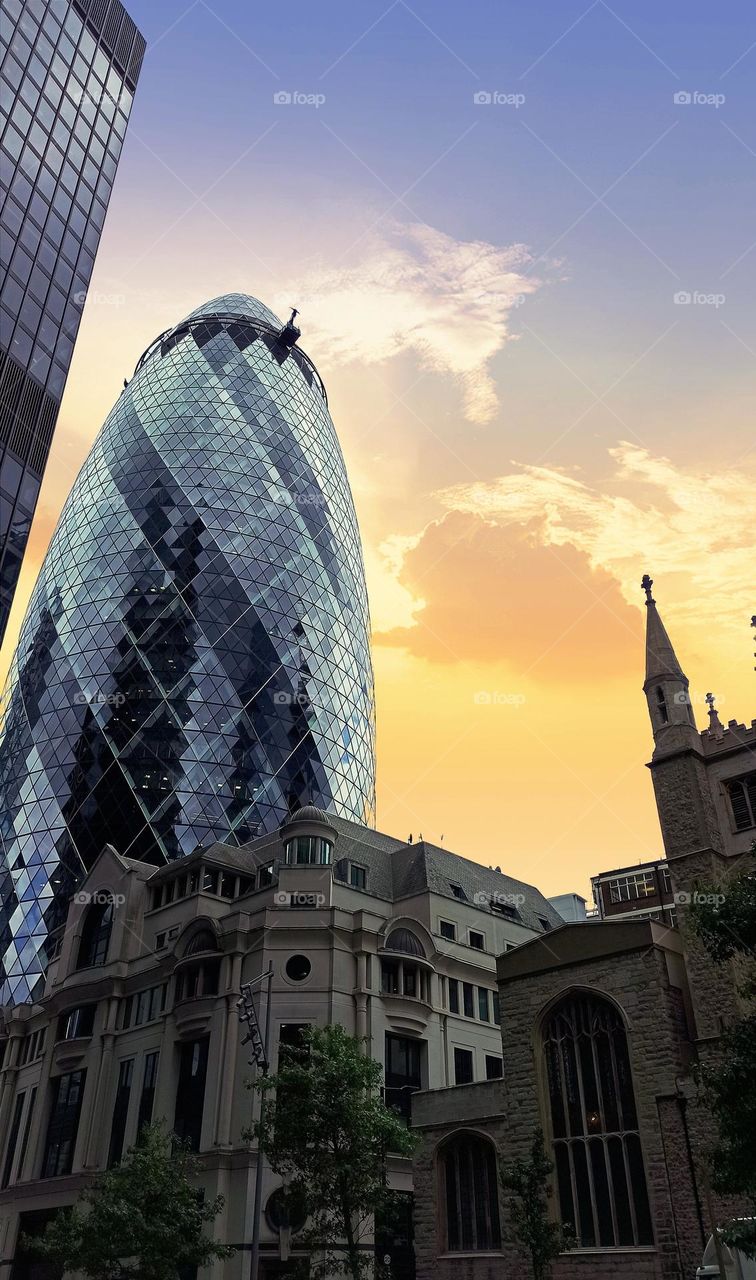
[275, 221, 544, 423]
[376, 443, 756, 676]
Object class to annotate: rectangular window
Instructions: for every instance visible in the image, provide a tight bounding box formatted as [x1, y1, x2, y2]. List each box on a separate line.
[492, 992, 501, 1025]
[439, 920, 456, 941]
[257, 863, 274, 888]
[43, 1071, 86, 1177]
[478, 988, 490, 1022]
[107, 1059, 134, 1167]
[137, 1052, 159, 1135]
[485, 1055, 504, 1080]
[448, 978, 460, 1014]
[1, 1091, 25, 1188]
[463, 983, 475, 1019]
[454, 1048, 474, 1085]
[385, 1033, 424, 1122]
[469, 930, 485, 951]
[381, 961, 399, 995]
[349, 863, 367, 889]
[59, 1004, 95, 1039]
[17, 1086, 37, 1183]
[173, 1040, 208, 1151]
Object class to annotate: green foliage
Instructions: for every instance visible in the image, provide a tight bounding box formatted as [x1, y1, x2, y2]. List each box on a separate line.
[25, 1123, 234, 1280]
[248, 1023, 416, 1279]
[500, 1129, 574, 1280]
[689, 844, 756, 1258]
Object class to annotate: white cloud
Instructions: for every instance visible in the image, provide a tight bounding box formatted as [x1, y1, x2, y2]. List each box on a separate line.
[437, 442, 756, 637]
[275, 222, 542, 423]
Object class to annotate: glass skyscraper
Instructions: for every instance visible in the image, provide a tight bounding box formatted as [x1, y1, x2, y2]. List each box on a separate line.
[0, 0, 145, 645]
[0, 293, 376, 1002]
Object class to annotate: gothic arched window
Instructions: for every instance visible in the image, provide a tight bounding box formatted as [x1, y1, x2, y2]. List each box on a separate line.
[440, 1133, 501, 1253]
[543, 992, 653, 1248]
[76, 894, 114, 968]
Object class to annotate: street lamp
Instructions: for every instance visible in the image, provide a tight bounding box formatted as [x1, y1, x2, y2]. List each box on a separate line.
[236, 963, 273, 1280]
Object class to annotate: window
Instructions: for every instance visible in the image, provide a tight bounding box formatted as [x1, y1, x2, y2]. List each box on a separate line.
[659, 865, 672, 893]
[174, 1039, 208, 1152]
[43, 1071, 86, 1177]
[76, 893, 113, 967]
[385, 1034, 424, 1123]
[17, 1087, 37, 1183]
[184, 929, 217, 957]
[449, 883, 466, 901]
[469, 930, 485, 951]
[492, 992, 501, 1025]
[537, 916, 552, 932]
[655, 685, 668, 724]
[439, 920, 456, 941]
[448, 978, 460, 1015]
[381, 961, 399, 994]
[20, 1026, 46, 1065]
[137, 1052, 159, 1135]
[477, 988, 490, 1022]
[349, 862, 367, 889]
[121, 984, 166, 1029]
[462, 983, 475, 1019]
[441, 1134, 501, 1252]
[176, 959, 220, 1001]
[107, 1059, 133, 1167]
[2, 1091, 25, 1189]
[59, 1004, 95, 1040]
[284, 835, 332, 866]
[485, 1055, 503, 1080]
[543, 993, 653, 1247]
[285, 954, 312, 982]
[453, 1047, 474, 1085]
[726, 772, 756, 831]
[607, 873, 657, 904]
[257, 862, 274, 888]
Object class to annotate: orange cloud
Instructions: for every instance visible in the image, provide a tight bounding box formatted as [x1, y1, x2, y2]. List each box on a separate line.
[376, 511, 641, 679]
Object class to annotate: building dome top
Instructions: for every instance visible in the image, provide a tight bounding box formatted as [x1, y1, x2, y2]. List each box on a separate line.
[282, 805, 337, 830]
[384, 927, 425, 958]
[181, 293, 283, 330]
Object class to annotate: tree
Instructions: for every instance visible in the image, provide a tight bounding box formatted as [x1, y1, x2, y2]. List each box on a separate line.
[249, 1023, 416, 1279]
[500, 1128, 574, 1280]
[26, 1123, 235, 1280]
[689, 843, 756, 1258]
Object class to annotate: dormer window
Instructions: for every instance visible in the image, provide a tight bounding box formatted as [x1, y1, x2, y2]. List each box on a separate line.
[655, 686, 669, 724]
[284, 835, 332, 866]
[76, 894, 114, 969]
[450, 883, 466, 901]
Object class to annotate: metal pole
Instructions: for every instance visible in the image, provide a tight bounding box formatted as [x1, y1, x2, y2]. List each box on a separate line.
[249, 962, 273, 1280]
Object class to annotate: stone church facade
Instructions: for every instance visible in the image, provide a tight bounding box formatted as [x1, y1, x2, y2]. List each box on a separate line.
[411, 577, 755, 1280]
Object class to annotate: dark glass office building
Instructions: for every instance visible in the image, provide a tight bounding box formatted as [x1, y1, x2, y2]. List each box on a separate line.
[0, 0, 145, 645]
[0, 293, 377, 1002]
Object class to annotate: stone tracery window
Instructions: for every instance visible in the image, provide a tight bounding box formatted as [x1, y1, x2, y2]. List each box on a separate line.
[440, 1132, 501, 1253]
[543, 992, 653, 1247]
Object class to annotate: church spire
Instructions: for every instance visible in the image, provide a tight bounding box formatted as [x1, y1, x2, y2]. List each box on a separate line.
[641, 574, 697, 741]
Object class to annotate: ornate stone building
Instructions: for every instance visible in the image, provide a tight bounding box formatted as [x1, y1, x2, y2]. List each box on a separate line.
[0, 807, 562, 1277]
[411, 577, 755, 1280]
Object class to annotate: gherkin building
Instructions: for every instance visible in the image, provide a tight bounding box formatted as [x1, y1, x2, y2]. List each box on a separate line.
[0, 294, 376, 1002]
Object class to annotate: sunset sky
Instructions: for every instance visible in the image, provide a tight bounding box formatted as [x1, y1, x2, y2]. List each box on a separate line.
[2, 0, 754, 902]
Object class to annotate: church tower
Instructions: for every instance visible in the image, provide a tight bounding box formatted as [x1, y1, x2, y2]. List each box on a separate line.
[642, 574, 755, 1037]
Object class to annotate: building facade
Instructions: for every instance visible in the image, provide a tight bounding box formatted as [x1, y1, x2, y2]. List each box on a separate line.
[0, 807, 563, 1276]
[411, 577, 755, 1280]
[0, 293, 376, 1004]
[590, 858, 676, 927]
[0, 0, 145, 643]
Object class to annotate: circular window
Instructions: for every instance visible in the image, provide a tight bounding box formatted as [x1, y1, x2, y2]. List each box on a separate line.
[265, 1186, 307, 1234]
[285, 954, 311, 982]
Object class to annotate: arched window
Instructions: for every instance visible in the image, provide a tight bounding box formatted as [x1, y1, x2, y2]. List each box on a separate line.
[76, 894, 114, 968]
[542, 992, 653, 1248]
[183, 929, 218, 957]
[655, 686, 668, 724]
[440, 1133, 501, 1253]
